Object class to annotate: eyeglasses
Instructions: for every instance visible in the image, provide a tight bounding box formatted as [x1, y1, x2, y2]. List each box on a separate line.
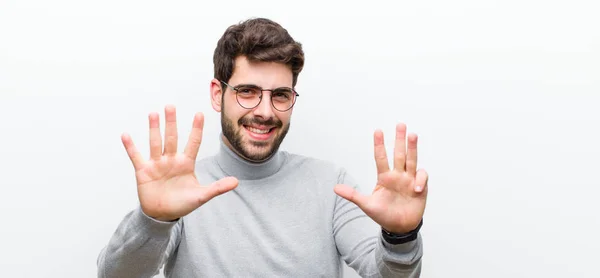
[220, 80, 299, 112]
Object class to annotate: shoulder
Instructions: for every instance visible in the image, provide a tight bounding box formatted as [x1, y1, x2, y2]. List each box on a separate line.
[192, 154, 223, 180]
[194, 154, 216, 167]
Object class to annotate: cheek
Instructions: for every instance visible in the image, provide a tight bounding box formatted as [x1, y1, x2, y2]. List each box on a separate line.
[224, 105, 247, 125]
[278, 112, 292, 124]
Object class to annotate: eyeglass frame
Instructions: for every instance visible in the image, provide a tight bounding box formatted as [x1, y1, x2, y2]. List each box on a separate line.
[219, 80, 300, 112]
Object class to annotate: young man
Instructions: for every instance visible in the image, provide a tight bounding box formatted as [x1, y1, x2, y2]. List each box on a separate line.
[97, 18, 428, 277]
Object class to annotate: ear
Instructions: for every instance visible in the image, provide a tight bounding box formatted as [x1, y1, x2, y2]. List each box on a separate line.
[210, 79, 223, 112]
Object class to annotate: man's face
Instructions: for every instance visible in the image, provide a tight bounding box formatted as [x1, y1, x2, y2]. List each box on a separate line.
[213, 56, 295, 162]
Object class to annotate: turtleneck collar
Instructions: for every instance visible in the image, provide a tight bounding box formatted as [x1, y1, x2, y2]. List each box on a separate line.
[214, 134, 286, 180]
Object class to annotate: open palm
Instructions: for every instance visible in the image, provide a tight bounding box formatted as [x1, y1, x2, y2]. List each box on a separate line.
[121, 105, 238, 221]
[334, 123, 428, 234]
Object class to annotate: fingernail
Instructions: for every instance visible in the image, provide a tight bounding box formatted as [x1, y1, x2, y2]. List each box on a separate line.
[415, 186, 422, 192]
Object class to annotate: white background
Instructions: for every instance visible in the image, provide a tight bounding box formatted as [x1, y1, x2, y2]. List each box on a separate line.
[1, 0, 599, 277]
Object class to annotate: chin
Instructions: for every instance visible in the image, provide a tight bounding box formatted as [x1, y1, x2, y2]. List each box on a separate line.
[240, 138, 277, 161]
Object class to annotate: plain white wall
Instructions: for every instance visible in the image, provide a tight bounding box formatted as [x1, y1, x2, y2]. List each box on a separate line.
[1, 0, 599, 277]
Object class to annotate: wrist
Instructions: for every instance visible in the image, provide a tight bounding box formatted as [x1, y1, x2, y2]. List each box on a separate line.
[141, 207, 179, 222]
[381, 224, 416, 235]
[141, 207, 180, 222]
[381, 218, 423, 245]
[155, 216, 180, 222]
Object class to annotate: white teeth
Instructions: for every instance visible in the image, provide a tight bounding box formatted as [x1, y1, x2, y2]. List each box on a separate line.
[247, 126, 270, 134]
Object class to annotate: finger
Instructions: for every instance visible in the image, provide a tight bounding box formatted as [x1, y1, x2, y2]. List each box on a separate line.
[197, 176, 239, 204]
[393, 123, 407, 171]
[184, 112, 205, 161]
[163, 105, 178, 156]
[333, 184, 370, 210]
[373, 129, 390, 174]
[414, 169, 429, 194]
[405, 133, 418, 176]
[148, 112, 162, 160]
[121, 133, 145, 170]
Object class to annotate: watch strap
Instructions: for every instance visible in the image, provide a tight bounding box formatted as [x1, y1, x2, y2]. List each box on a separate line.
[381, 218, 423, 245]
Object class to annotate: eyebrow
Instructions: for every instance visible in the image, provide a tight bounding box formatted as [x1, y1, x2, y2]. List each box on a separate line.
[233, 83, 260, 88]
[234, 83, 293, 89]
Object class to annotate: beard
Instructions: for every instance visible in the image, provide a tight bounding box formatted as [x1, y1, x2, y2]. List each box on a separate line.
[221, 107, 290, 162]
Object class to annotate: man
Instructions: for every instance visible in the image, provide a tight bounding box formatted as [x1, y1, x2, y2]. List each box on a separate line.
[97, 18, 428, 277]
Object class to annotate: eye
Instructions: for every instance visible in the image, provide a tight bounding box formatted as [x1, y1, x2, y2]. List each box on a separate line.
[236, 86, 259, 96]
[272, 89, 293, 100]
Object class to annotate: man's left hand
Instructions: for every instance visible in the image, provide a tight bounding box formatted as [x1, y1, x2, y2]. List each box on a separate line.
[334, 123, 428, 234]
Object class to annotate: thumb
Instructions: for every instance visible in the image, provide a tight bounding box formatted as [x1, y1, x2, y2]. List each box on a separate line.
[198, 176, 239, 203]
[334, 184, 369, 210]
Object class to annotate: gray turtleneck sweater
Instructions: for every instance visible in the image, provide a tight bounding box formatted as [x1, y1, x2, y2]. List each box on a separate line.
[97, 137, 423, 277]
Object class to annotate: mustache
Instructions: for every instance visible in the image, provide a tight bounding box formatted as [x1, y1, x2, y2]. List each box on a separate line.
[238, 116, 283, 128]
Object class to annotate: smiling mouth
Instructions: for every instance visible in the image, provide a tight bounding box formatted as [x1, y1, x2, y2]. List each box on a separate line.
[243, 125, 274, 134]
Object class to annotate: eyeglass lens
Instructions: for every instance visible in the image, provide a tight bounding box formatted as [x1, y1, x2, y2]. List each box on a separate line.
[235, 85, 296, 111]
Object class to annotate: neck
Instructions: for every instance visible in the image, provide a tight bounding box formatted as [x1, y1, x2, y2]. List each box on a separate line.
[215, 134, 286, 180]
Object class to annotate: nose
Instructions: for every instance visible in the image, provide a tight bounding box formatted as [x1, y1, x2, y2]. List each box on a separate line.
[252, 91, 276, 119]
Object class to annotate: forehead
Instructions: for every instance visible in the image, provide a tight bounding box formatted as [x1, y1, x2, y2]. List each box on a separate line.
[230, 56, 293, 88]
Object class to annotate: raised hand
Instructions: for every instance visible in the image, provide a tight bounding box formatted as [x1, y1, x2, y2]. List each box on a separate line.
[121, 105, 239, 221]
[334, 123, 428, 234]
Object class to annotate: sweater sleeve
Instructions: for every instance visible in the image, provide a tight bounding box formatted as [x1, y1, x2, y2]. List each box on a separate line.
[333, 169, 423, 278]
[97, 206, 182, 278]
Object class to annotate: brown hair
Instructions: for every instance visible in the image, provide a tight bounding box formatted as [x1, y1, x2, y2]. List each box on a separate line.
[213, 18, 305, 87]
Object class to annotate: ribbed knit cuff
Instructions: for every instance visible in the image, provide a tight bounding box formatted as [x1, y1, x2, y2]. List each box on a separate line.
[132, 207, 179, 237]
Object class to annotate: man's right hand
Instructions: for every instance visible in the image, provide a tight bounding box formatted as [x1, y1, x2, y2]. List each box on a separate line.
[120, 105, 239, 222]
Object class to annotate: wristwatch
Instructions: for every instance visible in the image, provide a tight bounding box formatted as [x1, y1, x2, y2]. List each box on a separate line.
[381, 219, 423, 245]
